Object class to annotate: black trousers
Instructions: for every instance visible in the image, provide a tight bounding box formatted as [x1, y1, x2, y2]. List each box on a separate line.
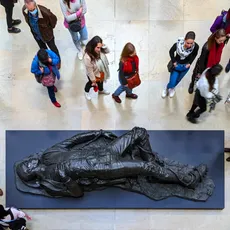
[84, 77, 103, 93]
[190, 58, 200, 86]
[9, 218, 26, 230]
[2, 2, 14, 28]
[35, 37, 60, 59]
[189, 89, 207, 116]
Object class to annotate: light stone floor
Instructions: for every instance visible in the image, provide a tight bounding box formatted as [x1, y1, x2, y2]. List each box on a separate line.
[1, 0, 230, 229]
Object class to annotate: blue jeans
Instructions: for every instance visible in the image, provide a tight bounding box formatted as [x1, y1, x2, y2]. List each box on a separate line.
[167, 64, 190, 89]
[113, 76, 132, 96]
[68, 25, 88, 52]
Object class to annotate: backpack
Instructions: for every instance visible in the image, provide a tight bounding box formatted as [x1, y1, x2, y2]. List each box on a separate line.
[210, 10, 227, 33]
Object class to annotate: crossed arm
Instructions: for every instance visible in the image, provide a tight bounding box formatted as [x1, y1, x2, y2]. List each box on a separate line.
[44, 130, 117, 153]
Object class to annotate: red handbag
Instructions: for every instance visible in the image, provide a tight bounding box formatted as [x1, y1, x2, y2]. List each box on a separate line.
[126, 72, 141, 89]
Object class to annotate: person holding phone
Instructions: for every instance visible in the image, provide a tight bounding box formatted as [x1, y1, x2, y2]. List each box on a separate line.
[60, 0, 88, 60]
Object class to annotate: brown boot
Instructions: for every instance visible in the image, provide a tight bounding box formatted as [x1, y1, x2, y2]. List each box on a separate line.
[0, 189, 3, 196]
[112, 94, 121, 103]
[126, 93, 138, 99]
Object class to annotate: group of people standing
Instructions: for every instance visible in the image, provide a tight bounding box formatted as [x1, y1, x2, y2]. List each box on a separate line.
[0, 0, 140, 108]
[161, 9, 230, 124]
[1, 1, 230, 118]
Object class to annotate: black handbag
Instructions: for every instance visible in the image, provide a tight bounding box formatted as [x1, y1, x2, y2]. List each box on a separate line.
[69, 19, 82, 32]
[167, 60, 174, 72]
[69, 0, 82, 32]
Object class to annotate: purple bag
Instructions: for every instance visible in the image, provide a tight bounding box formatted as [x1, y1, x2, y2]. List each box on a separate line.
[210, 11, 227, 33]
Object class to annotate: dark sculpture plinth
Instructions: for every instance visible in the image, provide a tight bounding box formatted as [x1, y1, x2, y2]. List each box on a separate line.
[14, 127, 215, 201]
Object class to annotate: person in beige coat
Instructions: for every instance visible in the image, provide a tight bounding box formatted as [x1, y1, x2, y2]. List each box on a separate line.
[83, 36, 110, 100]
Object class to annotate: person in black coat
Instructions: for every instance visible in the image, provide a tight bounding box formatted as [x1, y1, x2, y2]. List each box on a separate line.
[187, 42, 209, 94]
[0, 0, 21, 33]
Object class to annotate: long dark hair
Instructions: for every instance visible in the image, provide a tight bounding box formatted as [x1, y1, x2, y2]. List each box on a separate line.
[0, 205, 8, 219]
[85, 36, 103, 62]
[205, 64, 223, 91]
[120, 43, 136, 62]
[207, 29, 226, 50]
[63, 0, 71, 8]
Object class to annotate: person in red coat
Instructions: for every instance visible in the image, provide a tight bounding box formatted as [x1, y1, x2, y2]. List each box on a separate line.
[0, 0, 21, 33]
[112, 43, 139, 103]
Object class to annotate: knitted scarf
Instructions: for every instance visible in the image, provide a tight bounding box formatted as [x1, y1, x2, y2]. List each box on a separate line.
[176, 37, 195, 60]
[207, 43, 224, 68]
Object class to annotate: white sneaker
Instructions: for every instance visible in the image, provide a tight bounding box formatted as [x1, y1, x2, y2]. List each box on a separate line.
[161, 88, 168, 98]
[77, 52, 83, 60]
[84, 92, 91, 100]
[169, 88, 175, 98]
[99, 89, 110, 95]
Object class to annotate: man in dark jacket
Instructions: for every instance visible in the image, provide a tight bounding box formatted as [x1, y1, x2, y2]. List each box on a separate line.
[0, 0, 21, 33]
[22, 0, 61, 66]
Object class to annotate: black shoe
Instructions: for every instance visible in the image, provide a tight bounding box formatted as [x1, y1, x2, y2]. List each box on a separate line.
[187, 116, 197, 124]
[193, 112, 200, 118]
[188, 83, 194, 94]
[226, 157, 230, 162]
[12, 19, 21, 26]
[225, 63, 230, 73]
[186, 111, 193, 118]
[8, 27, 21, 34]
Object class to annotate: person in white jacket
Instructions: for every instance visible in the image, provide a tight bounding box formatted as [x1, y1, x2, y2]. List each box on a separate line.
[186, 64, 223, 124]
[0, 205, 31, 230]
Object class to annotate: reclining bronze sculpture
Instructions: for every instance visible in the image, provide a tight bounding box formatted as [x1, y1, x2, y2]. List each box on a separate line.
[15, 127, 214, 201]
